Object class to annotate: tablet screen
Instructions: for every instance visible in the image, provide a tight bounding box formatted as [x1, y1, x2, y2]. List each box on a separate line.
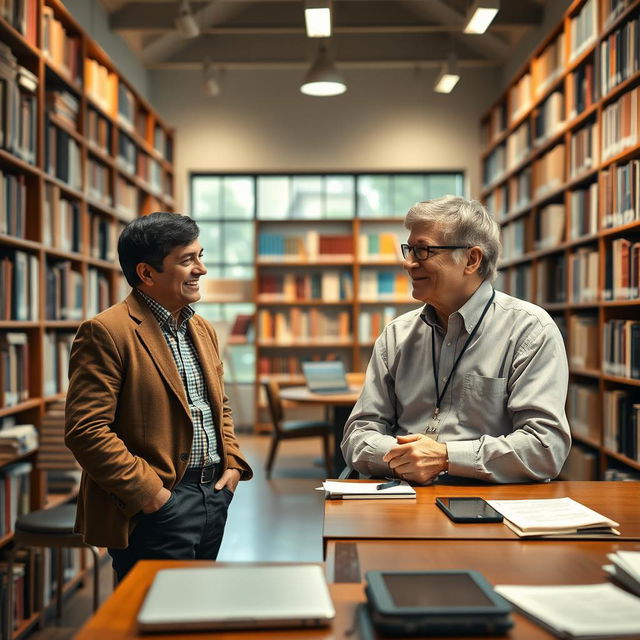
[383, 573, 494, 608]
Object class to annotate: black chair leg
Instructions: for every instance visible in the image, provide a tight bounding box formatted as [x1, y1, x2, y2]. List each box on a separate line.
[323, 434, 333, 478]
[265, 436, 280, 479]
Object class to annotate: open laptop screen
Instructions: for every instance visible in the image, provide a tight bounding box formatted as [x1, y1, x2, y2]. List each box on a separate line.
[302, 361, 349, 394]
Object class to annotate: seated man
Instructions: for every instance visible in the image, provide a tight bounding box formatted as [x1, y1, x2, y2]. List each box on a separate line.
[341, 196, 571, 484]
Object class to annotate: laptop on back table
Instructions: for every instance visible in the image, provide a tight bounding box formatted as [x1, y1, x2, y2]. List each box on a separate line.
[302, 360, 350, 394]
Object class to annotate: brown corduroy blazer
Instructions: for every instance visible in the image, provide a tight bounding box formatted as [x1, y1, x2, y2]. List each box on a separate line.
[64, 292, 252, 549]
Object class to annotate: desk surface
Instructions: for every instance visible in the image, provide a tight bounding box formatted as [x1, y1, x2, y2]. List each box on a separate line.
[76, 549, 640, 640]
[280, 385, 361, 406]
[323, 481, 640, 544]
[325, 538, 640, 583]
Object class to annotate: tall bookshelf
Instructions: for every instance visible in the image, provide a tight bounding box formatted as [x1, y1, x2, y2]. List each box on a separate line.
[254, 217, 419, 430]
[0, 0, 174, 635]
[480, 0, 640, 481]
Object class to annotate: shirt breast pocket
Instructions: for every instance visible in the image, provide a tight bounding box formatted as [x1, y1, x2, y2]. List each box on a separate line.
[458, 373, 507, 429]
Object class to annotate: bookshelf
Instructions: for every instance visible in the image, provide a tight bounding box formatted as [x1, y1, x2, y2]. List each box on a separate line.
[0, 0, 174, 635]
[254, 217, 419, 430]
[481, 0, 640, 481]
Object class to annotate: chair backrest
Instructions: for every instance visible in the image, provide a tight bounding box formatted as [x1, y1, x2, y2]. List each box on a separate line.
[262, 380, 284, 434]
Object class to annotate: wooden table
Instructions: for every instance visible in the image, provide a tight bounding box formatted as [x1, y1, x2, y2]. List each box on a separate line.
[325, 539, 640, 639]
[325, 538, 640, 583]
[323, 481, 640, 551]
[280, 384, 361, 473]
[76, 549, 640, 640]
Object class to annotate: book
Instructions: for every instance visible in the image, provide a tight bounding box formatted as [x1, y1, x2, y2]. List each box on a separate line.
[494, 583, 640, 639]
[318, 480, 416, 500]
[485, 497, 620, 537]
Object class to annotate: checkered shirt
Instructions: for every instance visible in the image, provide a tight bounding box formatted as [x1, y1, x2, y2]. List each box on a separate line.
[136, 289, 220, 467]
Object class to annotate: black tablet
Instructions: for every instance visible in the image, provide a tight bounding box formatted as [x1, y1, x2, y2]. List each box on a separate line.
[435, 496, 504, 523]
[365, 571, 513, 636]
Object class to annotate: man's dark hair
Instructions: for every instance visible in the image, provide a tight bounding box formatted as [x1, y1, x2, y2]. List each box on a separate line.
[118, 212, 200, 286]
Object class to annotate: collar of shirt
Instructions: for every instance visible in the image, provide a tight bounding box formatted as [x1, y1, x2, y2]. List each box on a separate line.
[135, 288, 194, 333]
[420, 279, 494, 335]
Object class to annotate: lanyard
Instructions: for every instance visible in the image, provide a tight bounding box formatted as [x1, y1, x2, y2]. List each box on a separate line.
[427, 288, 495, 433]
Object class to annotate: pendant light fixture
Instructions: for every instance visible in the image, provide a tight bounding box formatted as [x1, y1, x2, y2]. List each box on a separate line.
[434, 54, 460, 93]
[300, 44, 346, 96]
[202, 59, 220, 97]
[175, 0, 200, 39]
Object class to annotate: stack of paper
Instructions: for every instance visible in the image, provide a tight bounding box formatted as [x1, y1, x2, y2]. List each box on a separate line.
[494, 583, 640, 639]
[604, 551, 640, 596]
[317, 481, 416, 500]
[485, 497, 620, 537]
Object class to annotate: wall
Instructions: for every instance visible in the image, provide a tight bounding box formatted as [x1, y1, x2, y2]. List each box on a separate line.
[150, 65, 500, 210]
[62, 0, 149, 98]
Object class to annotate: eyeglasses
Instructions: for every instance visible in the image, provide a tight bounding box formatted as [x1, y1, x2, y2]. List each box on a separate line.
[400, 243, 471, 261]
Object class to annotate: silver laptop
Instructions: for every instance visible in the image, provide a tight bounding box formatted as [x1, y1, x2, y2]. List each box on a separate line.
[137, 565, 335, 632]
[302, 361, 350, 394]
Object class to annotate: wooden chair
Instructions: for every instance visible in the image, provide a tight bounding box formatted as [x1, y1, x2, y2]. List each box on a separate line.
[262, 380, 333, 479]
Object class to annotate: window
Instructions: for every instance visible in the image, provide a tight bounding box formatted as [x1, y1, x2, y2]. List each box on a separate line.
[190, 171, 465, 386]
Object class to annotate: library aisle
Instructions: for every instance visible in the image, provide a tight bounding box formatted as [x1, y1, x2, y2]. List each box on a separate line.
[23, 436, 326, 640]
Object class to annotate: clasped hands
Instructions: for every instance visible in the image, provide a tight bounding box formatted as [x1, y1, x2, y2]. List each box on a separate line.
[382, 433, 448, 485]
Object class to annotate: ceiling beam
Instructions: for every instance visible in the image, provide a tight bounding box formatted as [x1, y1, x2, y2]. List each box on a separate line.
[148, 58, 498, 71]
[141, 1, 248, 65]
[114, 23, 539, 35]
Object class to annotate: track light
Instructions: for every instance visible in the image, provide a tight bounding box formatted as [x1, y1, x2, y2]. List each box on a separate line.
[305, 0, 332, 38]
[463, 0, 500, 34]
[434, 55, 460, 93]
[175, 0, 200, 39]
[300, 44, 346, 96]
[202, 59, 221, 97]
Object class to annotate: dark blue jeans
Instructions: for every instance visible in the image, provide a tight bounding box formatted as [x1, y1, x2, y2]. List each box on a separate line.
[108, 475, 234, 582]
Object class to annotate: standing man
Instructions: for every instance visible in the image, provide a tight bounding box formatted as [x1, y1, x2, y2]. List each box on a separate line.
[342, 196, 571, 484]
[65, 212, 252, 580]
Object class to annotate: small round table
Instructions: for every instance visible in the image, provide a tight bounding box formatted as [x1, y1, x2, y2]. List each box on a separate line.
[279, 385, 362, 474]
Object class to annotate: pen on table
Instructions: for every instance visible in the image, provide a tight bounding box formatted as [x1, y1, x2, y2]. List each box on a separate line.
[376, 479, 401, 491]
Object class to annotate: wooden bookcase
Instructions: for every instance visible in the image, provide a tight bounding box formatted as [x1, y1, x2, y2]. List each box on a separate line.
[254, 217, 420, 430]
[480, 0, 640, 480]
[0, 0, 174, 635]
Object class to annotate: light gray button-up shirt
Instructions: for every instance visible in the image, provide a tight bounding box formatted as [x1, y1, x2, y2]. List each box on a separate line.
[341, 280, 571, 483]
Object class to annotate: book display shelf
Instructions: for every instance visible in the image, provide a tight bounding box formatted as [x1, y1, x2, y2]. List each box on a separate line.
[480, 0, 640, 481]
[254, 217, 419, 430]
[0, 0, 174, 635]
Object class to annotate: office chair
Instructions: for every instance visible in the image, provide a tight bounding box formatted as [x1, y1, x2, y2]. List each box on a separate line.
[5, 504, 100, 639]
[262, 379, 333, 479]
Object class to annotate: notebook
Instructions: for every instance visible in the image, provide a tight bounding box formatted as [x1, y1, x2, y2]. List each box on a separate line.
[137, 565, 336, 632]
[302, 360, 350, 394]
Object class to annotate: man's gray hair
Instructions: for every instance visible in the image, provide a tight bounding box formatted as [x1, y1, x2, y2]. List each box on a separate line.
[404, 195, 502, 281]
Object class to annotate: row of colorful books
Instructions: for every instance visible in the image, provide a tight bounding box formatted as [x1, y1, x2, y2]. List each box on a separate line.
[0, 42, 37, 165]
[258, 231, 353, 261]
[258, 271, 353, 302]
[257, 308, 351, 343]
[0, 250, 38, 321]
[603, 388, 640, 462]
[0, 332, 28, 408]
[603, 319, 640, 380]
